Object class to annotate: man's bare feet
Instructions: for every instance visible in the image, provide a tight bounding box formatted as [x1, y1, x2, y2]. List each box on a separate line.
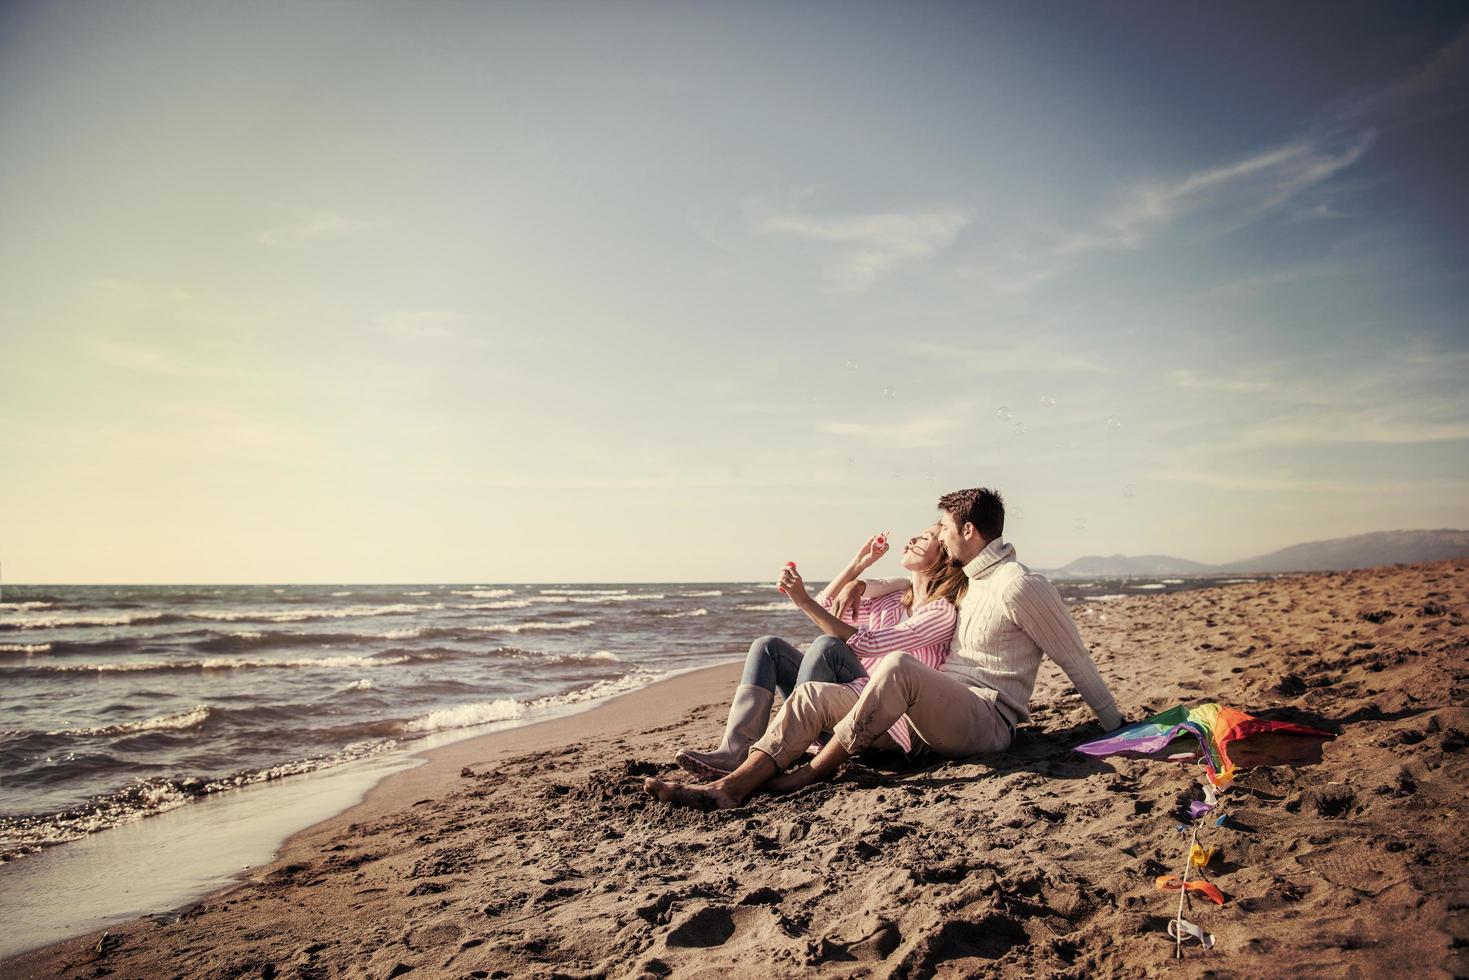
[642, 776, 743, 810]
[765, 764, 821, 794]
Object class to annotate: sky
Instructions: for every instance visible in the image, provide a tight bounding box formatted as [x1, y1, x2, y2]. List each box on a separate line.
[1, 0, 1467, 583]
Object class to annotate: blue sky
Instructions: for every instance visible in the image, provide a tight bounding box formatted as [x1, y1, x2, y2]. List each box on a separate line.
[1, 1, 1466, 582]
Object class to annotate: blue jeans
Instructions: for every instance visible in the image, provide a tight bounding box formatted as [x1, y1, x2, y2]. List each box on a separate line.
[741, 634, 869, 698]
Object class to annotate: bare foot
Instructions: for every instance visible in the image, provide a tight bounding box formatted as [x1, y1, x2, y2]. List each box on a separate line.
[765, 765, 821, 794]
[642, 776, 743, 810]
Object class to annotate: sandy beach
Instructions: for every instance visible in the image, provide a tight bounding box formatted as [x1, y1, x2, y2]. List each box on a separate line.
[6, 560, 1466, 978]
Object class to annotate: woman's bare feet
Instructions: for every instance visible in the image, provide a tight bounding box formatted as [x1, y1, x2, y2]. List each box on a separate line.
[765, 764, 821, 794]
[642, 776, 743, 810]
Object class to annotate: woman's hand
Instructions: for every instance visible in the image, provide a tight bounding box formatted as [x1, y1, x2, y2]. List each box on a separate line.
[830, 579, 865, 621]
[777, 564, 811, 606]
[852, 533, 890, 569]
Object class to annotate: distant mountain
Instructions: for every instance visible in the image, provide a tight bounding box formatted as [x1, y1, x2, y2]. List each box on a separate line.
[1045, 529, 1469, 578]
[1219, 528, 1469, 573]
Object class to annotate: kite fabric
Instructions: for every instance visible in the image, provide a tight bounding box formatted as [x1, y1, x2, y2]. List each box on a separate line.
[1073, 702, 1334, 787]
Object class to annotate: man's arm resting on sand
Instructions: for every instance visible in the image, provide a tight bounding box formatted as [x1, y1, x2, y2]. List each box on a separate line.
[1005, 573, 1124, 731]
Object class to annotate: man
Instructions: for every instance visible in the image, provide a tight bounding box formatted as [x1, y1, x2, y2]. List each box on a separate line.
[644, 487, 1124, 809]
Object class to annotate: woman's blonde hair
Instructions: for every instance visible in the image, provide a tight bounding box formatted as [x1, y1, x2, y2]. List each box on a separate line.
[901, 541, 968, 610]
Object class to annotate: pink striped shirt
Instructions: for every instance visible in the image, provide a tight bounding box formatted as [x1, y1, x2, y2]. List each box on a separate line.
[817, 588, 958, 752]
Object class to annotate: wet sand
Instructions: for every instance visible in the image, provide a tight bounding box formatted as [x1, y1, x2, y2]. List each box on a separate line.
[6, 560, 1467, 978]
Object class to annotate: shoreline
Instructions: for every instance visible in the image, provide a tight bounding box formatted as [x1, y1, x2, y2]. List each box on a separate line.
[7, 562, 1466, 978]
[0, 660, 742, 963]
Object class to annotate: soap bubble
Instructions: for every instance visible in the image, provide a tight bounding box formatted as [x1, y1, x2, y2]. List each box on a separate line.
[1013, 508, 1025, 520]
[1123, 483, 1136, 499]
[996, 406, 1013, 422]
[1039, 394, 1056, 408]
[882, 387, 897, 399]
[1105, 415, 1122, 430]
[1074, 517, 1088, 531]
[1013, 422, 1026, 437]
[844, 359, 859, 371]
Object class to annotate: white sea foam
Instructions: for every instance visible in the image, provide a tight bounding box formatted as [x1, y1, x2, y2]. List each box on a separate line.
[586, 650, 620, 661]
[344, 678, 374, 691]
[449, 589, 515, 599]
[1, 611, 165, 631]
[48, 705, 211, 737]
[400, 671, 658, 734]
[403, 698, 525, 733]
[1219, 578, 1257, 584]
[1134, 583, 1166, 590]
[679, 590, 723, 597]
[738, 601, 793, 611]
[466, 619, 594, 634]
[0, 601, 53, 611]
[661, 608, 708, 618]
[0, 643, 52, 655]
[32, 654, 411, 673]
[185, 603, 435, 623]
[1090, 594, 1129, 602]
[404, 591, 432, 596]
[330, 591, 353, 597]
[377, 627, 423, 639]
[540, 588, 628, 595]
[535, 594, 664, 604]
[1161, 579, 1185, 584]
[456, 600, 533, 610]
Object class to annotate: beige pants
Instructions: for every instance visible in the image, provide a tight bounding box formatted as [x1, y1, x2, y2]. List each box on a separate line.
[751, 653, 1013, 770]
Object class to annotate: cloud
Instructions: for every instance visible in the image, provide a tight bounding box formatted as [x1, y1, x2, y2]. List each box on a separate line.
[1056, 135, 1373, 255]
[377, 311, 467, 342]
[1240, 413, 1469, 446]
[256, 208, 385, 248]
[1167, 369, 1276, 393]
[83, 338, 226, 379]
[744, 198, 969, 291]
[1337, 23, 1469, 130]
[815, 416, 960, 447]
[913, 340, 1111, 375]
[1153, 468, 1469, 495]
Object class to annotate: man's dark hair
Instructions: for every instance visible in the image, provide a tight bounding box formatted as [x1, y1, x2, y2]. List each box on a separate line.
[938, 487, 1005, 542]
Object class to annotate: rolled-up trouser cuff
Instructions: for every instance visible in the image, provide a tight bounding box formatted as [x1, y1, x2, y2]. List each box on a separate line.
[750, 681, 858, 770]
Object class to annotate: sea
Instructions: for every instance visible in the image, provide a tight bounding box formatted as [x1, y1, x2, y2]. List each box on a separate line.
[0, 576, 1261, 862]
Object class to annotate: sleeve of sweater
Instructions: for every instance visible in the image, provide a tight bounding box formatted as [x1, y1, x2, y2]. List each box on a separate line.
[1005, 573, 1123, 731]
[848, 598, 957, 660]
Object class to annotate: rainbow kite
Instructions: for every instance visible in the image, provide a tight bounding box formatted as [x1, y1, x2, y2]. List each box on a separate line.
[1074, 703, 1334, 787]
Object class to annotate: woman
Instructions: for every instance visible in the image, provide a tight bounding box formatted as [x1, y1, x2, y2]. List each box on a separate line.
[664, 524, 968, 790]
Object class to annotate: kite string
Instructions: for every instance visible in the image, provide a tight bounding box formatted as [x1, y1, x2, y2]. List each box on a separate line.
[1174, 806, 1201, 959]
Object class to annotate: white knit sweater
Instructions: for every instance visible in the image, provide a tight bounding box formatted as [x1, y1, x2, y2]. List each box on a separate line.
[867, 538, 1123, 731]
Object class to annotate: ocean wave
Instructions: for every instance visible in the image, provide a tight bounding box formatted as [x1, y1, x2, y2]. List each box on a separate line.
[1133, 584, 1166, 590]
[0, 643, 53, 655]
[11, 654, 415, 674]
[540, 588, 627, 595]
[400, 670, 657, 735]
[330, 591, 353, 597]
[454, 600, 533, 610]
[466, 619, 595, 634]
[738, 601, 794, 611]
[46, 705, 211, 738]
[679, 590, 723, 597]
[661, 608, 708, 618]
[0, 611, 166, 632]
[404, 591, 433, 596]
[0, 601, 54, 611]
[449, 589, 515, 599]
[1161, 579, 1185, 584]
[343, 678, 374, 692]
[536, 593, 664, 604]
[1088, 594, 1129, 602]
[183, 603, 437, 623]
[0, 738, 399, 859]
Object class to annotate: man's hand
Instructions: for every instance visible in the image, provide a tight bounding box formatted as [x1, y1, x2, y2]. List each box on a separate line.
[830, 579, 865, 621]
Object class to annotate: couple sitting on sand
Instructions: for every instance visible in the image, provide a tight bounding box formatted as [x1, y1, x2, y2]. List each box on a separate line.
[644, 486, 1125, 809]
